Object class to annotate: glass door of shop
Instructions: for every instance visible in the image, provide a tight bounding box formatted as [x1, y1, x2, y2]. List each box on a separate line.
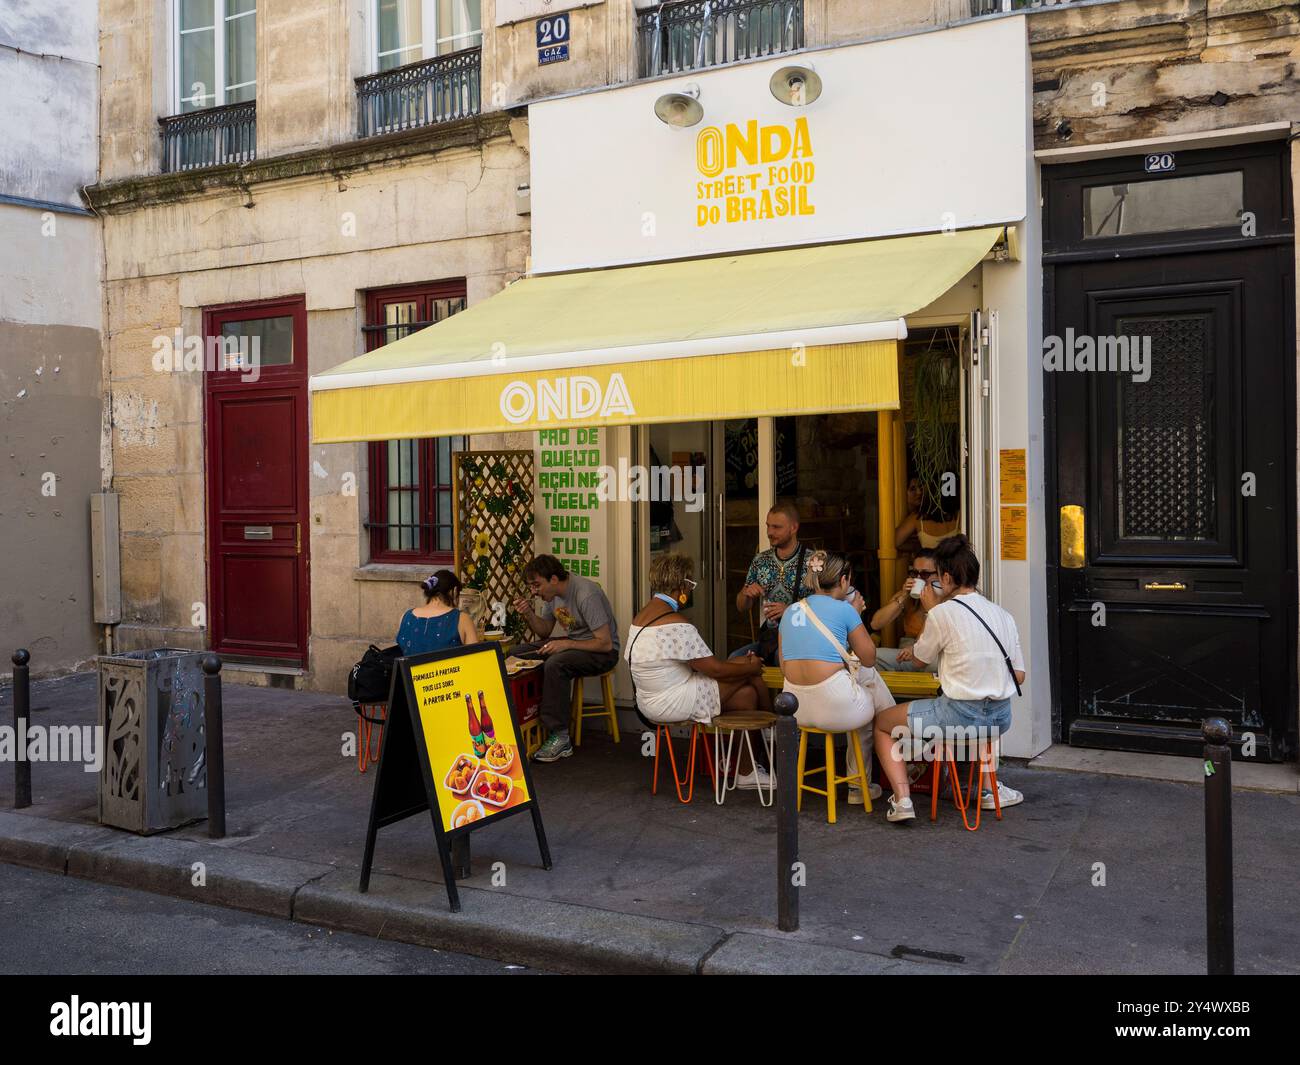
[636, 423, 727, 651]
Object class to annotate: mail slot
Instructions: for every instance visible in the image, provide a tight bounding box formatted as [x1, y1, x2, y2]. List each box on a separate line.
[244, 525, 273, 540]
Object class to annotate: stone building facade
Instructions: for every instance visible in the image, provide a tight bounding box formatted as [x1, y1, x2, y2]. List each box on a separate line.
[80, 0, 1300, 761]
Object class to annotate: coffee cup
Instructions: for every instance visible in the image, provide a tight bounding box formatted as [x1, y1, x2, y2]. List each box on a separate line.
[909, 578, 925, 599]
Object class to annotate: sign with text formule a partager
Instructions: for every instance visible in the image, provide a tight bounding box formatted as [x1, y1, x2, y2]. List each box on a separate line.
[359, 642, 551, 912]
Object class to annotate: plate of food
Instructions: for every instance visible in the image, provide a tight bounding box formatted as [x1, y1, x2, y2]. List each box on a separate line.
[470, 768, 513, 808]
[444, 754, 478, 795]
[450, 798, 485, 829]
[484, 740, 514, 773]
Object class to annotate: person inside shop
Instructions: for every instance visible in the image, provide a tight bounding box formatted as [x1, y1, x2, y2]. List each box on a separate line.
[734, 503, 813, 665]
[627, 553, 773, 790]
[872, 534, 1025, 824]
[396, 570, 478, 655]
[894, 476, 925, 569]
[778, 550, 895, 804]
[868, 549, 939, 673]
[512, 554, 621, 764]
[894, 485, 961, 560]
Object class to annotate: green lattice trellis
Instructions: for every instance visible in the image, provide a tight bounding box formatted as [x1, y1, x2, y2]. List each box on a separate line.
[453, 450, 535, 641]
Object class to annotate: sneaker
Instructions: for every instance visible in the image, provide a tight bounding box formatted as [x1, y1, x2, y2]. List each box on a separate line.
[532, 730, 573, 763]
[981, 780, 1023, 810]
[735, 766, 773, 791]
[886, 794, 916, 823]
[847, 783, 883, 805]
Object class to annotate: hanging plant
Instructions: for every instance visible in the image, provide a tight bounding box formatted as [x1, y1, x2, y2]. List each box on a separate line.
[911, 329, 961, 514]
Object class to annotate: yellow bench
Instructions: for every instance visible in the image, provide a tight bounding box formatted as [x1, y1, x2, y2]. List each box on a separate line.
[762, 665, 940, 700]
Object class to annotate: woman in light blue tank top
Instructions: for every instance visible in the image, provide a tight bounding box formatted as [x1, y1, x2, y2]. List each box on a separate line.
[779, 550, 893, 806]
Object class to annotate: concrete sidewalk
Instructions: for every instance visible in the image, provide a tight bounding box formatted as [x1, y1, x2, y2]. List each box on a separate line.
[2, 671, 1298, 974]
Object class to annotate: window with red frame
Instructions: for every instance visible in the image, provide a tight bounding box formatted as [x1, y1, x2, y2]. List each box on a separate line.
[364, 280, 467, 564]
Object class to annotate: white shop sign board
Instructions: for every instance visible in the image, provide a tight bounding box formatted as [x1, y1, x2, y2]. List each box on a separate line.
[529, 15, 1031, 274]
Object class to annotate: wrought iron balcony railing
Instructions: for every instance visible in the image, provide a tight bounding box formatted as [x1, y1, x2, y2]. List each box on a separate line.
[159, 101, 256, 173]
[355, 48, 482, 138]
[637, 0, 804, 79]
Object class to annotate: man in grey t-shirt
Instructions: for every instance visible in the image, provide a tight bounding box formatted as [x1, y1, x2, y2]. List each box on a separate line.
[512, 554, 620, 762]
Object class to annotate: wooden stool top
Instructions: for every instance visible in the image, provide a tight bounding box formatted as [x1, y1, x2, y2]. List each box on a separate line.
[709, 710, 777, 731]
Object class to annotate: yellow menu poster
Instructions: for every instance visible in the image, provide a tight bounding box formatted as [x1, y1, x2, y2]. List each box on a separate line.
[999, 449, 1027, 505]
[408, 645, 530, 833]
[1000, 506, 1027, 561]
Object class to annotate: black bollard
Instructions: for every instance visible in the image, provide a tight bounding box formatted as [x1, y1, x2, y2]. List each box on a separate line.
[1203, 716, 1234, 975]
[11, 649, 31, 809]
[774, 691, 799, 933]
[202, 655, 226, 839]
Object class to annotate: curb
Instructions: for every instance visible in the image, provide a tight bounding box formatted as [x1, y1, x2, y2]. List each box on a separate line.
[0, 811, 958, 975]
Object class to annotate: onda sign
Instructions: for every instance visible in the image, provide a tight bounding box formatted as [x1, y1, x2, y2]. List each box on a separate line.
[528, 14, 1029, 272]
[499, 373, 636, 424]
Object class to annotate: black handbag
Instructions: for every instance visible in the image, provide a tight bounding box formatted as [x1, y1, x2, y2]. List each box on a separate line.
[348, 644, 402, 706]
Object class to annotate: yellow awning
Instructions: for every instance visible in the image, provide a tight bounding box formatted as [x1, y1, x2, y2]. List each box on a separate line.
[310, 226, 1003, 442]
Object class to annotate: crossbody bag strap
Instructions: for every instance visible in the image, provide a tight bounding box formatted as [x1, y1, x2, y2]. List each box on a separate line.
[952, 597, 1022, 697]
[788, 600, 856, 673]
[792, 544, 807, 602]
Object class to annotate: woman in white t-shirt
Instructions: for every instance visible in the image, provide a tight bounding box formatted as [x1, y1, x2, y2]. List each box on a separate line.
[626, 554, 772, 788]
[872, 534, 1027, 824]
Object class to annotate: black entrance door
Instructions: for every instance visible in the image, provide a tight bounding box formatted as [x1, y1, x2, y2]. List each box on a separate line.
[1045, 143, 1296, 761]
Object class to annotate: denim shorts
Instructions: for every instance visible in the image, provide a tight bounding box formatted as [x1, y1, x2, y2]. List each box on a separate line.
[903, 694, 1011, 738]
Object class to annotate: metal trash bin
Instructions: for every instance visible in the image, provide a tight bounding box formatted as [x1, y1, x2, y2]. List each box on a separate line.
[96, 648, 208, 833]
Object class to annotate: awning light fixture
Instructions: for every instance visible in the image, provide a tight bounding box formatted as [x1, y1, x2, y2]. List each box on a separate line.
[654, 84, 703, 128]
[770, 64, 822, 107]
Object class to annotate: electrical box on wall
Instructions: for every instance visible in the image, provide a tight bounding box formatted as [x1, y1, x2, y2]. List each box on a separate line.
[91, 492, 122, 624]
[516, 183, 532, 215]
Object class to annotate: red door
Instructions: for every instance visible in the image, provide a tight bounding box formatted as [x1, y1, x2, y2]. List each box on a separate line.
[204, 298, 310, 664]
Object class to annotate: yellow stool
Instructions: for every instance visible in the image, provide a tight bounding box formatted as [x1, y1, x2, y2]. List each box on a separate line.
[520, 716, 544, 758]
[570, 670, 620, 746]
[797, 726, 873, 823]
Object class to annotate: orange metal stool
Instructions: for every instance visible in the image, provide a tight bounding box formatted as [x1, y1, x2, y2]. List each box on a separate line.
[354, 702, 388, 774]
[651, 723, 715, 804]
[928, 742, 1002, 831]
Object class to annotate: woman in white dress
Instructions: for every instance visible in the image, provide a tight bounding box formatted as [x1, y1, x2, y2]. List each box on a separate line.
[626, 554, 772, 788]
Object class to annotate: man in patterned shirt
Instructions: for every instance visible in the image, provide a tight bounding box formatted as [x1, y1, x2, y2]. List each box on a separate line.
[735, 503, 809, 664]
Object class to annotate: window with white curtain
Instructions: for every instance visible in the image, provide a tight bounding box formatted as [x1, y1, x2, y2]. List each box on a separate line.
[375, 0, 482, 72]
[175, 0, 257, 112]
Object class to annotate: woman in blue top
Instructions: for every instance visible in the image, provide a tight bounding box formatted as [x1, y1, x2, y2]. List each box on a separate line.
[779, 550, 896, 804]
[396, 570, 478, 656]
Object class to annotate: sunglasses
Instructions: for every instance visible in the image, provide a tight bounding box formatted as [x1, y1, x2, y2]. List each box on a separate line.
[683, 577, 698, 590]
[908, 568, 937, 579]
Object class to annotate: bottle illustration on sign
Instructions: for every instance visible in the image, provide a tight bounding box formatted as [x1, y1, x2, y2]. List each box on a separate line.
[477, 690, 495, 742]
[465, 693, 487, 757]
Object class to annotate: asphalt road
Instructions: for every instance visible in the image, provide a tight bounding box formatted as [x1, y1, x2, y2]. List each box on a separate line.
[0, 861, 545, 975]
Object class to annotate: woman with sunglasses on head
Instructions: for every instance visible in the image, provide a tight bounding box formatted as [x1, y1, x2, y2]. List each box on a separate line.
[396, 570, 479, 656]
[626, 553, 773, 789]
[868, 550, 939, 673]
